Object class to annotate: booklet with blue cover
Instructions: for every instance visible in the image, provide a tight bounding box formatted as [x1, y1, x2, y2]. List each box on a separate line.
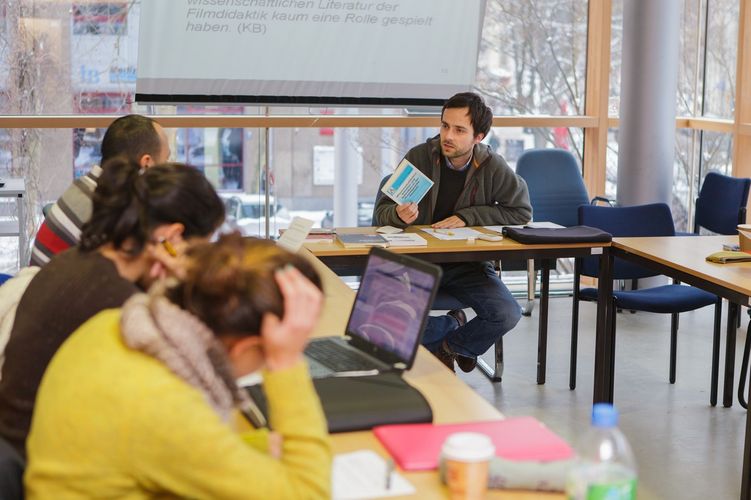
[381, 159, 434, 205]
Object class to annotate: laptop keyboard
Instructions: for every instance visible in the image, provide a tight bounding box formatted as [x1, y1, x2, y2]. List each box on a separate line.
[306, 340, 384, 372]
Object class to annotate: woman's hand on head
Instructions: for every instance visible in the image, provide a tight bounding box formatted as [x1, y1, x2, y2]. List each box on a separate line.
[261, 265, 323, 372]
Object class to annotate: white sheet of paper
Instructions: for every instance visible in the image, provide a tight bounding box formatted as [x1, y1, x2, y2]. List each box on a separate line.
[483, 222, 564, 234]
[381, 233, 427, 247]
[276, 217, 314, 252]
[422, 227, 483, 240]
[332, 450, 415, 500]
[526, 221, 565, 229]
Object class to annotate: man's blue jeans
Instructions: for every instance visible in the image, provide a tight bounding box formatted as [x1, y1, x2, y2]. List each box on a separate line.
[422, 261, 521, 358]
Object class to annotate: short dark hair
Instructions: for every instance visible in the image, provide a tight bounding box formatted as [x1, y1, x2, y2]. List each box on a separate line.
[167, 233, 322, 338]
[80, 157, 225, 255]
[100, 114, 163, 164]
[442, 92, 493, 138]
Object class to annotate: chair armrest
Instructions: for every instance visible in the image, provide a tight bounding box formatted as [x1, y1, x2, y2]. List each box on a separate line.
[590, 196, 616, 207]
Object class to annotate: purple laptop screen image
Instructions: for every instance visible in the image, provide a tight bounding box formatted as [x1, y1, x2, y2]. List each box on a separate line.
[347, 253, 437, 361]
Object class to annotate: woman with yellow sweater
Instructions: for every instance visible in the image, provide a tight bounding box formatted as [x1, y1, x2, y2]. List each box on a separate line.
[25, 233, 331, 499]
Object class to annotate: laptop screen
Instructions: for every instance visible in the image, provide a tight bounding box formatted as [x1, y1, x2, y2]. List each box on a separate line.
[346, 249, 440, 362]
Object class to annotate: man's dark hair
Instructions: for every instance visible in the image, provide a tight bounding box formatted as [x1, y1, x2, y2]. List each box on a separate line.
[442, 92, 493, 139]
[100, 114, 162, 164]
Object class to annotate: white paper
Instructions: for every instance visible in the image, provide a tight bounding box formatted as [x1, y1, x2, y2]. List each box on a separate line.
[526, 221, 565, 229]
[376, 225, 404, 234]
[276, 217, 314, 252]
[382, 233, 428, 247]
[381, 159, 434, 205]
[422, 227, 483, 240]
[333, 450, 415, 500]
[482, 222, 564, 234]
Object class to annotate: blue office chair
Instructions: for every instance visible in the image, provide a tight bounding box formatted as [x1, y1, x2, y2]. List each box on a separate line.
[372, 176, 503, 381]
[692, 171, 750, 235]
[516, 149, 591, 227]
[570, 203, 722, 406]
[41, 203, 53, 219]
[514, 149, 613, 314]
[678, 172, 751, 328]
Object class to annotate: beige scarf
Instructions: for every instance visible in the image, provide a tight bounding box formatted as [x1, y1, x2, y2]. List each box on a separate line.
[120, 291, 246, 424]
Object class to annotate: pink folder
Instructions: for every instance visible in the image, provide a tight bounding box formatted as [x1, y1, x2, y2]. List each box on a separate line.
[373, 416, 573, 471]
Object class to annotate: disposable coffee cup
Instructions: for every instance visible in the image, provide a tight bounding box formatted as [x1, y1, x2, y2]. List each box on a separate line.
[738, 224, 751, 252]
[441, 432, 495, 500]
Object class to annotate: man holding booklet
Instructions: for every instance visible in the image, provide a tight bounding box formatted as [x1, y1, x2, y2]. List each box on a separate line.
[374, 92, 532, 372]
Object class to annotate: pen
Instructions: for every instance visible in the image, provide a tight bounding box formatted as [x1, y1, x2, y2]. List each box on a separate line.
[161, 239, 178, 257]
[385, 458, 394, 490]
[331, 369, 380, 377]
[436, 229, 455, 236]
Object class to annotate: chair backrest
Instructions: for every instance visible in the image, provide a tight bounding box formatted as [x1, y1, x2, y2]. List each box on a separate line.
[694, 171, 751, 234]
[371, 175, 391, 226]
[515, 149, 590, 227]
[41, 203, 53, 219]
[579, 203, 676, 279]
[0, 436, 24, 500]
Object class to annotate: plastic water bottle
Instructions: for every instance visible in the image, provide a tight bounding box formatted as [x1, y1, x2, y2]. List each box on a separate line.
[566, 403, 637, 500]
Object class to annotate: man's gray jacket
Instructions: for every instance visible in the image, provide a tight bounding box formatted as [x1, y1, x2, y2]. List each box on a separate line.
[374, 136, 532, 227]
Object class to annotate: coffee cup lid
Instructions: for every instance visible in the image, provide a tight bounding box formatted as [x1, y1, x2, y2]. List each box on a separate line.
[441, 432, 495, 462]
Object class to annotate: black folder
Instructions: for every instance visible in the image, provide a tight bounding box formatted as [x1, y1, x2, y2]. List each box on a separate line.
[502, 225, 612, 244]
[245, 372, 433, 433]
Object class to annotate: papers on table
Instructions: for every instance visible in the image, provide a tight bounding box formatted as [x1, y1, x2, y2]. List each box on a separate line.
[381, 159, 434, 205]
[333, 450, 415, 499]
[276, 217, 314, 252]
[483, 221, 565, 235]
[381, 233, 427, 247]
[422, 227, 483, 240]
[527, 221, 565, 229]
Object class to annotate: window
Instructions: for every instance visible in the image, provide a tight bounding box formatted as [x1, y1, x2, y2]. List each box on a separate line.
[476, 1, 589, 119]
[72, 3, 128, 36]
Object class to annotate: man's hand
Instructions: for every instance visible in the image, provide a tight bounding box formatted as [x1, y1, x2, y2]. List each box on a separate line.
[261, 266, 323, 372]
[431, 216, 466, 229]
[396, 202, 419, 224]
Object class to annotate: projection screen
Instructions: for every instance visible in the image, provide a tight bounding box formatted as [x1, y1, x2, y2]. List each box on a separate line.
[136, 0, 486, 106]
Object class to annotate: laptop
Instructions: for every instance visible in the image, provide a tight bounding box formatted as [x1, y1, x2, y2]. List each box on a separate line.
[305, 246, 442, 378]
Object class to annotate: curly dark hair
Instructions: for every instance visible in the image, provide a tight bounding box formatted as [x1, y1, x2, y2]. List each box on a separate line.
[80, 157, 225, 255]
[167, 232, 323, 337]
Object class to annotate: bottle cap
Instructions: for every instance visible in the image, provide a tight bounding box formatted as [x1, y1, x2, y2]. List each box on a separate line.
[441, 432, 495, 462]
[591, 403, 618, 428]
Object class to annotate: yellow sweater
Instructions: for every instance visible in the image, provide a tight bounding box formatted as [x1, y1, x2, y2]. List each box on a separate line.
[25, 309, 331, 499]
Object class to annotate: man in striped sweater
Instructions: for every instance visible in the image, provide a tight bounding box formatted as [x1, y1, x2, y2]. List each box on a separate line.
[30, 115, 170, 266]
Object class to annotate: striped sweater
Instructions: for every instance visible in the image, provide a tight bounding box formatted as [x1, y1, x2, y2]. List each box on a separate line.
[30, 166, 102, 266]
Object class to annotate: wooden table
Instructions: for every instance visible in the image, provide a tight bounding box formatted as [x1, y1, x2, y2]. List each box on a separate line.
[609, 235, 751, 498]
[306, 226, 614, 398]
[307, 251, 564, 499]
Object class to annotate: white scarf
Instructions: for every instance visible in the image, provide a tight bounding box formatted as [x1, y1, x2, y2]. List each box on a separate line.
[120, 291, 245, 424]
